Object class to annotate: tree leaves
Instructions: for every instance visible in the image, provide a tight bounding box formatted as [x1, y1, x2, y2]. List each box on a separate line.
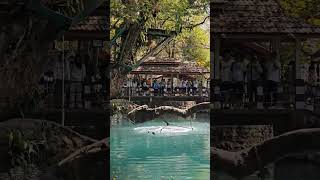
[280, 0, 320, 24]
[111, 0, 210, 69]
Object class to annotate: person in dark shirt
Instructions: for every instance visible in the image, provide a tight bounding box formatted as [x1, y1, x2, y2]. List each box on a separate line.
[160, 78, 166, 96]
[167, 79, 172, 95]
[153, 79, 160, 96]
[247, 55, 263, 105]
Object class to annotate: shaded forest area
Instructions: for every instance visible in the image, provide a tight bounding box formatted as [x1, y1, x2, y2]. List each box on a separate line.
[0, 0, 108, 179]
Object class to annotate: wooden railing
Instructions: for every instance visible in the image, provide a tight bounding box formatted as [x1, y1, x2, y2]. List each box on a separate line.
[121, 86, 210, 98]
[38, 80, 107, 110]
[212, 80, 319, 111]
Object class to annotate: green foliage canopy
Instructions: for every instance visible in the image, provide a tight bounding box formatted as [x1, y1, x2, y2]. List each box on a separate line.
[110, 0, 210, 69]
[280, 0, 320, 25]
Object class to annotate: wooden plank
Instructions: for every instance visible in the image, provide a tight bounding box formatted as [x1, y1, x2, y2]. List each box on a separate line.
[130, 71, 209, 75]
[147, 28, 176, 37]
[122, 96, 209, 102]
[211, 33, 320, 41]
[133, 35, 176, 69]
[211, 109, 319, 135]
[63, 31, 107, 40]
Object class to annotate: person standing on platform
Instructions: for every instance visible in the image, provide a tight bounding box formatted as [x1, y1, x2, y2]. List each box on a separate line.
[264, 52, 281, 107]
[182, 79, 187, 95]
[231, 54, 246, 108]
[246, 55, 263, 105]
[142, 78, 148, 96]
[152, 79, 160, 96]
[307, 62, 316, 101]
[186, 80, 191, 95]
[180, 79, 185, 94]
[221, 52, 234, 108]
[54, 52, 70, 108]
[70, 55, 86, 109]
[167, 79, 172, 95]
[147, 77, 152, 95]
[193, 79, 198, 95]
[231, 54, 246, 93]
[132, 76, 138, 96]
[160, 78, 166, 96]
[176, 78, 181, 93]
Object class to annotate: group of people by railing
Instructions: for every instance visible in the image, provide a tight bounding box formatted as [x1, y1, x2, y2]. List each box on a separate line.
[217, 50, 320, 109]
[39, 52, 106, 109]
[122, 76, 210, 97]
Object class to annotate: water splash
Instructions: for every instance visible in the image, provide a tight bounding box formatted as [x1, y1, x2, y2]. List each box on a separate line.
[134, 126, 193, 135]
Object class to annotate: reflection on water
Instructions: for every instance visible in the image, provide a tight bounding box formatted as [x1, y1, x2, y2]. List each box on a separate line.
[111, 115, 210, 180]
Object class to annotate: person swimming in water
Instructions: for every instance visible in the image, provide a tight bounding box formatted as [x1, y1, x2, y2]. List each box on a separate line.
[163, 120, 170, 126]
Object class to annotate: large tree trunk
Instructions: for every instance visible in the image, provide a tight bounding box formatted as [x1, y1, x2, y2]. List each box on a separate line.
[110, 68, 127, 98]
[212, 128, 320, 179]
[0, 16, 50, 99]
[110, 22, 143, 97]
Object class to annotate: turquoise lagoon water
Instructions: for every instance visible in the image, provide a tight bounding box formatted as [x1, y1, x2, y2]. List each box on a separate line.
[110, 115, 210, 180]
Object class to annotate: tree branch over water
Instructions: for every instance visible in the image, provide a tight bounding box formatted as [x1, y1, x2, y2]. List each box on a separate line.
[58, 138, 109, 166]
[212, 128, 320, 179]
[127, 102, 210, 123]
[184, 16, 209, 30]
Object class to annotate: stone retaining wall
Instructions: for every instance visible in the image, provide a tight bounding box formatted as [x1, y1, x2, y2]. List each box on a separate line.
[212, 125, 273, 151]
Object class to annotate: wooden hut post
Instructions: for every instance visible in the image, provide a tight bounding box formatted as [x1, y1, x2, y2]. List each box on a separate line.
[295, 38, 305, 109]
[150, 74, 153, 96]
[200, 74, 203, 97]
[274, 37, 281, 105]
[212, 35, 221, 109]
[177, 73, 180, 94]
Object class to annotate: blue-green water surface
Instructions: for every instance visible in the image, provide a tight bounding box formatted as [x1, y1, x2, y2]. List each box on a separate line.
[111, 115, 210, 180]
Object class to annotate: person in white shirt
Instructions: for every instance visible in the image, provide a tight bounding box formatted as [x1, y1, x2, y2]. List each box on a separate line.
[132, 78, 138, 96]
[263, 52, 281, 106]
[231, 54, 246, 93]
[193, 80, 198, 95]
[221, 53, 233, 90]
[70, 55, 86, 108]
[182, 79, 187, 94]
[247, 55, 263, 103]
[167, 79, 172, 94]
[175, 78, 180, 93]
[220, 51, 235, 108]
